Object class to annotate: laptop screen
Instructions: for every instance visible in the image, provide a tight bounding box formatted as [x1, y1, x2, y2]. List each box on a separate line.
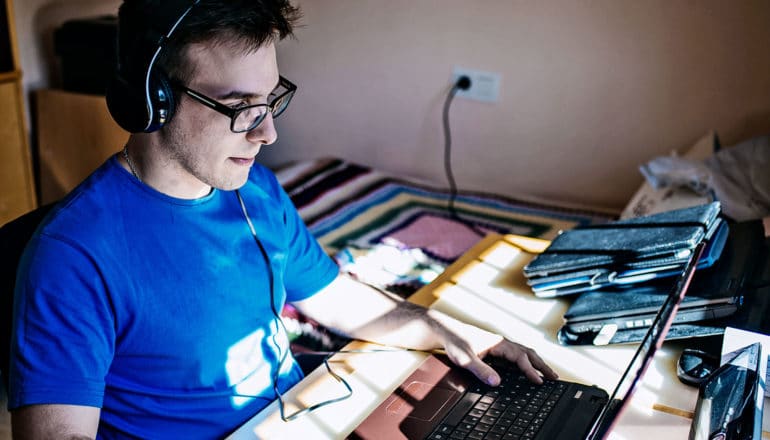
[588, 241, 706, 439]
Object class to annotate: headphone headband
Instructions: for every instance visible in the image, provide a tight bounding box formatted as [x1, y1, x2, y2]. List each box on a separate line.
[107, 0, 201, 133]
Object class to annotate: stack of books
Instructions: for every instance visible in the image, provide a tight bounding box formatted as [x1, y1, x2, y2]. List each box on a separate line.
[522, 202, 770, 345]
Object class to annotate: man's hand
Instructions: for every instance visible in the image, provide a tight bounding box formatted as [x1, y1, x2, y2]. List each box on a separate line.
[442, 332, 559, 386]
[429, 310, 558, 386]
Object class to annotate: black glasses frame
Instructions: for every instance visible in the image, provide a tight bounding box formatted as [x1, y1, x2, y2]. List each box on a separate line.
[174, 76, 297, 133]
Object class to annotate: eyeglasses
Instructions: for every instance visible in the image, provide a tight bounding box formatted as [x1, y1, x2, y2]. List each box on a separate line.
[174, 76, 297, 133]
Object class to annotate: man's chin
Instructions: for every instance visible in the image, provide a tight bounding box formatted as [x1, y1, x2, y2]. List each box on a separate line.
[212, 174, 251, 192]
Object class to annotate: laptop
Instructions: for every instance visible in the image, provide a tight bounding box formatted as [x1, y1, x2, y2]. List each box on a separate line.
[350, 241, 706, 440]
[558, 220, 766, 346]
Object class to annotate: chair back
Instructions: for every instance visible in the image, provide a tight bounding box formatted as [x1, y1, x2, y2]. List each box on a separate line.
[1, 204, 55, 395]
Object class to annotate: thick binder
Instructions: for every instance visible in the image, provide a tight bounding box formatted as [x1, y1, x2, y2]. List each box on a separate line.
[524, 202, 722, 280]
[529, 220, 728, 297]
[524, 202, 724, 298]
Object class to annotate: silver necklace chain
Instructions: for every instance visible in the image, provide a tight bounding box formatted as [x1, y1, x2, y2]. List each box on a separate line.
[122, 145, 141, 182]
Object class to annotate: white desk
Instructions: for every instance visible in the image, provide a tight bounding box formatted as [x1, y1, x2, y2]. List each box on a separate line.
[229, 233, 769, 439]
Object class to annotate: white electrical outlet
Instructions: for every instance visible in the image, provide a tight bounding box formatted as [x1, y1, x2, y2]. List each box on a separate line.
[451, 67, 501, 103]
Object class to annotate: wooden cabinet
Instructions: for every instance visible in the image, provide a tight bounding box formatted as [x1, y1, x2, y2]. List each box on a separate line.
[0, 0, 35, 225]
[35, 89, 128, 204]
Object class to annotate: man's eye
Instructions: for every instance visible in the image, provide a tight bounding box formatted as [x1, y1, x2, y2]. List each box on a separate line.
[229, 101, 250, 110]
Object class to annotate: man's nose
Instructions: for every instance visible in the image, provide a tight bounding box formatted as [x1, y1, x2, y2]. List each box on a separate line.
[246, 113, 278, 145]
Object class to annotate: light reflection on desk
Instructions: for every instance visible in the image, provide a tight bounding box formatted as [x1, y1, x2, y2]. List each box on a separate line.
[229, 234, 731, 439]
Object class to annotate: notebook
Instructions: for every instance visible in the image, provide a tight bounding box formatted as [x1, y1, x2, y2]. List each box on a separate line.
[351, 241, 705, 440]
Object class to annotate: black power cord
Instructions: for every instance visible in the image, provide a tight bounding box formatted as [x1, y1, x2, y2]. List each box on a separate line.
[442, 75, 486, 238]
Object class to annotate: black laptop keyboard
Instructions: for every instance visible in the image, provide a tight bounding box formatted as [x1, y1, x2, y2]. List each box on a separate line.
[426, 361, 567, 440]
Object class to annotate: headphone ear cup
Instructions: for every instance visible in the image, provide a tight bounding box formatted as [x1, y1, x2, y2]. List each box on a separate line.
[145, 71, 176, 133]
[106, 75, 151, 133]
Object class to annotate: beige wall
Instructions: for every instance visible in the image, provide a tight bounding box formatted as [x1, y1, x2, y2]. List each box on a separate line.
[14, 0, 120, 92]
[265, 0, 770, 211]
[14, 0, 770, 212]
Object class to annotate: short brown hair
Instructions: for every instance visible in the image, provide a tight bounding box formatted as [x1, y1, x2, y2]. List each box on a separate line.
[118, 0, 302, 82]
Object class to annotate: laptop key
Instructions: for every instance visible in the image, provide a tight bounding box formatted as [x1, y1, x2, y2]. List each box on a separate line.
[514, 419, 530, 428]
[442, 392, 483, 428]
[462, 415, 481, 425]
[475, 422, 492, 433]
[479, 393, 497, 404]
[490, 424, 508, 434]
[491, 400, 509, 410]
[456, 423, 474, 433]
[469, 408, 486, 418]
[519, 411, 535, 421]
[474, 402, 491, 412]
[480, 416, 497, 425]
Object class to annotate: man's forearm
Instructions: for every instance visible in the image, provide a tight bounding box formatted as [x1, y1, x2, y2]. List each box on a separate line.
[293, 274, 501, 354]
[342, 294, 503, 355]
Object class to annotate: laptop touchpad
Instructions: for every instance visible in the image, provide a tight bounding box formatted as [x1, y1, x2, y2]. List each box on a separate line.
[387, 381, 458, 421]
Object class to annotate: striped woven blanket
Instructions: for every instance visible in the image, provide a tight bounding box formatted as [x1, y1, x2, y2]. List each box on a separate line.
[276, 158, 615, 297]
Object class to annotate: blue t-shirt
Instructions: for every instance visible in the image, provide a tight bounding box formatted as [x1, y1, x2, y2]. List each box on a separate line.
[9, 156, 339, 438]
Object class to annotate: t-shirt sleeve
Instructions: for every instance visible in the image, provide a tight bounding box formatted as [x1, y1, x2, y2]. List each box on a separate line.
[274, 182, 339, 302]
[9, 233, 115, 409]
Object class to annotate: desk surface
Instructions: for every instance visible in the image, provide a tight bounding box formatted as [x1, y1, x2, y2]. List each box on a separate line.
[229, 233, 769, 439]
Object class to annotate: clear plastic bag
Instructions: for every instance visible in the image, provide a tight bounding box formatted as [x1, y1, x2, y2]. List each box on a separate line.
[640, 135, 770, 221]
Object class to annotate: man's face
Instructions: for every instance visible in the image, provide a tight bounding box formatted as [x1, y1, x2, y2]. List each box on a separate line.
[159, 41, 280, 192]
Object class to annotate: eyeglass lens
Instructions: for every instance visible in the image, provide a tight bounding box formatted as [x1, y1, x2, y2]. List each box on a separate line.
[233, 90, 294, 132]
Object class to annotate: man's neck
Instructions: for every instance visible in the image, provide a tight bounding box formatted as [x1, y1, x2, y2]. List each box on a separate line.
[120, 136, 213, 200]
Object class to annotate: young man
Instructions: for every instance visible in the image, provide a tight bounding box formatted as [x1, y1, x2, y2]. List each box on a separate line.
[9, 0, 557, 438]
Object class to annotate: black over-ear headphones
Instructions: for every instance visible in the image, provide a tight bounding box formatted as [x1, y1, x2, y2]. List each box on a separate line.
[106, 0, 200, 133]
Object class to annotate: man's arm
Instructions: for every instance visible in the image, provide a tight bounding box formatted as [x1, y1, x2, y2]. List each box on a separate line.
[12, 404, 100, 440]
[292, 274, 558, 386]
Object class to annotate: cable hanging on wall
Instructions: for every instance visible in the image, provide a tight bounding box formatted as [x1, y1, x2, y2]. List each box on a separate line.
[442, 75, 486, 238]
